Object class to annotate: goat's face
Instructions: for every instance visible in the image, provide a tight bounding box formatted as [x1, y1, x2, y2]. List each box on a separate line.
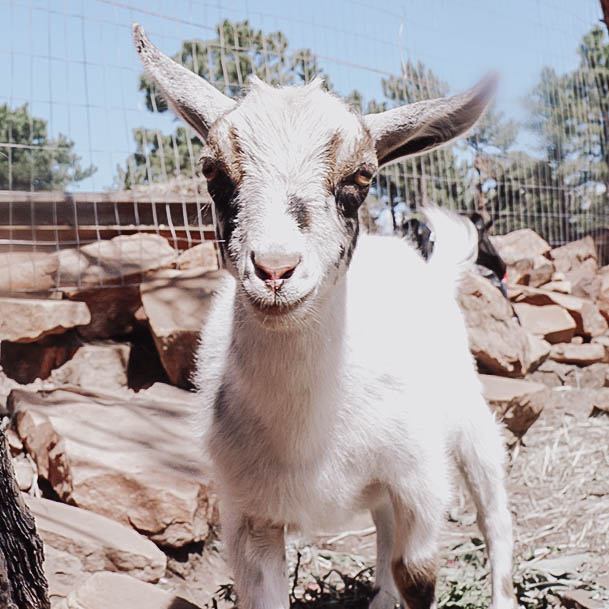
[201, 80, 375, 322]
[133, 24, 496, 327]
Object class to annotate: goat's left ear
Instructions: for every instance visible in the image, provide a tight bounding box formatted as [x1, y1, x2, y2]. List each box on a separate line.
[364, 73, 498, 167]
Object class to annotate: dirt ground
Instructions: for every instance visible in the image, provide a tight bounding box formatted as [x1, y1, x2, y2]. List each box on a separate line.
[163, 387, 609, 609]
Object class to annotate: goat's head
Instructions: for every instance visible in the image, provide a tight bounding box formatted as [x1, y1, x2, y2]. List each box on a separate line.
[133, 24, 495, 327]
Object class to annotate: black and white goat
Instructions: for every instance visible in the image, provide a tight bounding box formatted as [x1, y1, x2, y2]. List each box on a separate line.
[133, 24, 516, 609]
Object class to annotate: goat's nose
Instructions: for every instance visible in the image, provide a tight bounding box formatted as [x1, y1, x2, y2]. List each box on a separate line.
[252, 252, 301, 285]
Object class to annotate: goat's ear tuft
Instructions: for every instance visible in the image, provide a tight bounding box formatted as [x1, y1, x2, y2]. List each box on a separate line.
[131, 23, 236, 140]
[364, 73, 498, 167]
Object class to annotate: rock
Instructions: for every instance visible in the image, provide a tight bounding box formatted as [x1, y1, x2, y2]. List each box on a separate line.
[44, 545, 88, 606]
[458, 272, 530, 377]
[590, 391, 609, 416]
[491, 229, 551, 264]
[514, 303, 576, 344]
[539, 279, 572, 294]
[566, 258, 601, 300]
[0, 251, 59, 292]
[12, 454, 36, 491]
[595, 267, 609, 322]
[550, 236, 597, 274]
[504, 258, 531, 285]
[10, 386, 216, 548]
[534, 387, 609, 419]
[560, 589, 604, 609]
[592, 333, 609, 358]
[573, 363, 608, 388]
[576, 360, 609, 387]
[26, 496, 166, 583]
[5, 428, 23, 456]
[61, 572, 201, 609]
[0, 297, 90, 342]
[549, 343, 606, 366]
[1, 331, 82, 384]
[491, 230, 553, 287]
[164, 550, 231, 606]
[524, 334, 551, 372]
[50, 342, 130, 393]
[530, 360, 609, 389]
[550, 237, 600, 300]
[527, 255, 555, 288]
[58, 234, 177, 289]
[68, 286, 142, 340]
[511, 286, 608, 338]
[176, 242, 218, 271]
[502, 256, 554, 287]
[530, 553, 592, 577]
[140, 269, 226, 388]
[13, 405, 72, 499]
[528, 359, 571, 388]
[479, 374, 546, 438]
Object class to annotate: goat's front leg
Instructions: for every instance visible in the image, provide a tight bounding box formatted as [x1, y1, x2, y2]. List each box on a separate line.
[222, 508, 288, 609]
[387, 447, 459, 609]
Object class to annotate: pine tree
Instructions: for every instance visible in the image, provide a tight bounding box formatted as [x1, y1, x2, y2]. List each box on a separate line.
[0, 104, 95, 191]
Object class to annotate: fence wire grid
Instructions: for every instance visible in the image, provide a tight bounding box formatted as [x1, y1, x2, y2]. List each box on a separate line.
[0, 0, 608, 292]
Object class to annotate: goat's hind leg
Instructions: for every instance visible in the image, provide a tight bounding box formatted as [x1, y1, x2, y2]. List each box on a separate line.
[455, 396, 518, 609]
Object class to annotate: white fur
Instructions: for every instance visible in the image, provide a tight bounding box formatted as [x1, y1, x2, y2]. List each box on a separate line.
[131, 27, 515, 609]
[196, 211, 515, 609]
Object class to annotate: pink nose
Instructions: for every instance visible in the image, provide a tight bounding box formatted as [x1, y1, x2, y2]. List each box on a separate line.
[252, 252, 301, 285]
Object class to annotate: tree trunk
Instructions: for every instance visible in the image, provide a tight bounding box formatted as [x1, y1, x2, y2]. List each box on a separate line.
[0, 429, 49, 609]
[602, 0, 609, 31]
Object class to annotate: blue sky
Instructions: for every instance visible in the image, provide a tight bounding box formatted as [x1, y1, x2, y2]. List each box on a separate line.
[0, 0, 604, 190]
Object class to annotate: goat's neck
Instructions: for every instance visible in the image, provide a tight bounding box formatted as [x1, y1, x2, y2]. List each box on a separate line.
[231, 279, 347, 432]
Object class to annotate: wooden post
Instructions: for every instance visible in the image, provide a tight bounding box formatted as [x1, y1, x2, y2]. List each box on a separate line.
[0, 429, 49, 609]
[602, 0, 609, 31]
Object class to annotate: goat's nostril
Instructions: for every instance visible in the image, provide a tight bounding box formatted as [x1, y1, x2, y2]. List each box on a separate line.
[252, 253, 300, 284]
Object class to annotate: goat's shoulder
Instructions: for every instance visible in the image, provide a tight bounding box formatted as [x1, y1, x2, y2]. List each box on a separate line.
[194, 272, 236, 401]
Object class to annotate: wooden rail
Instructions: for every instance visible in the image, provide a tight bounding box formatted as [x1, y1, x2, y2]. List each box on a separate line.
[0, 190, 216, 251]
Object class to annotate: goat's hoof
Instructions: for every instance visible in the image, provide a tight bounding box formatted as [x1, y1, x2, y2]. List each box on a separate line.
[490, 597, 520, 609]
[369, 588, 399, 609]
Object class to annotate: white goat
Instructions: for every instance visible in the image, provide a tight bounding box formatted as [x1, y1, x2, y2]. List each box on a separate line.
[134, 24, 516, 609]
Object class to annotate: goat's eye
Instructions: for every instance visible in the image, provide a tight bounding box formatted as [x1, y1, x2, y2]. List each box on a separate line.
[201, 159, 219, 181]
[354, 169, 373, 187]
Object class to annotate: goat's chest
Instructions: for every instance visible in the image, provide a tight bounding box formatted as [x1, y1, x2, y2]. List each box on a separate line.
[210, 363, 409, 530]
[211, 370, 388, 529]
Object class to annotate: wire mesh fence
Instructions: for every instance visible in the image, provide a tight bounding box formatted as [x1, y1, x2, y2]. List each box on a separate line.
[0, 0, 608, 292]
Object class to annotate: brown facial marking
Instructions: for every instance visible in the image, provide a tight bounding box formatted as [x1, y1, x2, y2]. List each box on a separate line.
[227, 125, 245, 182]
[323, 131, 343, 192]
[391, 558, 437, 609]
[333, 124, 376, 186]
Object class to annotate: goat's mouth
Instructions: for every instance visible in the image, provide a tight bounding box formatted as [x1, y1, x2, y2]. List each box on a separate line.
[242, 288, 314, 320]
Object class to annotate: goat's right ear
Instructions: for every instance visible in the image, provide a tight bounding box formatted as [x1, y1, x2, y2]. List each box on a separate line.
[132, 23, 236, 139]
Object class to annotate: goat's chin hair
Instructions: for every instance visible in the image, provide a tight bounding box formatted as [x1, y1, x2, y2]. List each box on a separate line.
[242, 296, 321, 333]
